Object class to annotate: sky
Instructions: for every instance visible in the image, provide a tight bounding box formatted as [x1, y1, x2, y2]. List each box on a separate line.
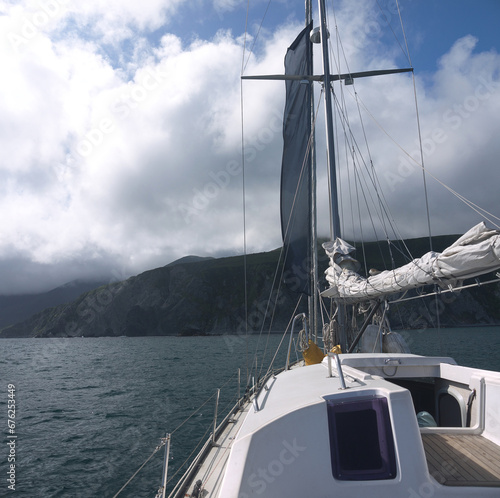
[0, 0, 499, 295]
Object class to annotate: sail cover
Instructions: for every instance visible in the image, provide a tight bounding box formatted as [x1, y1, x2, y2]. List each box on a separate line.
[322, 223, 500, 303]
[281, 23, 313, 295]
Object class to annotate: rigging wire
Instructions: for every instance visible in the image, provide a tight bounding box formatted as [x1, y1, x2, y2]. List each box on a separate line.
[320, 71, 471, 301]
[264, 295, 304, 379]
[324, 95, 467, 300]
[241, 1, 282, 386]
[375, 0, 410, 64]
[242, 0, 273, 74]
[330, 88, 404, 264]
[189, 393, 241, 491]
[327, 0, 413, 272]
[240, 34, 250, 387]
[352, 153, 370, 276]
[113, 443, 164, 498]
[240, 0, 289, 388]
[253, 95, 323, 382]
[395, 0, 433, 252]
[327, 0, 464, 279]
[351, 83, 393, 269]
[241, 0, 250, 73]
[354, 92, 500, 229]
[394, 0, 442, 345]
[332, 1, 500, 245]
[113, 377, 234, 497]
[165, 423, 213, 489]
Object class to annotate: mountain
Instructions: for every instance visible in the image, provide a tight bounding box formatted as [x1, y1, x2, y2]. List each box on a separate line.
[0, 279, 109, 329]
[166, 255, 215, 266]
[1, 237, 499, 338]
[0, 250, 303, 338]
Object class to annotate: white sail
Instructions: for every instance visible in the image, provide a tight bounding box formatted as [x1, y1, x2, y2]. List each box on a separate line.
[322, 222, 500, 303]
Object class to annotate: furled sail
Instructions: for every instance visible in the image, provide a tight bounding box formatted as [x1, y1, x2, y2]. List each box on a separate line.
[280, 22, 313, 295]
[322, 222, 500, 303]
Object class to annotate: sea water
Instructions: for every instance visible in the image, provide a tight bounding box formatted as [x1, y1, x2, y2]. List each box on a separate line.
[1, 327, 499, 497]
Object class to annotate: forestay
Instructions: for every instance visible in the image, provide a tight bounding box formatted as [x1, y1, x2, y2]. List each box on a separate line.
[322, 222, 500, 303]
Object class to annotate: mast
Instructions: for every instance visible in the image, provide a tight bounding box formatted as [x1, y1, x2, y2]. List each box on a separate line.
[306, 0, 319, 342]
[242, 4, 412, 353]
[317, 0, 341, 240]
[317, 0, 347, 351]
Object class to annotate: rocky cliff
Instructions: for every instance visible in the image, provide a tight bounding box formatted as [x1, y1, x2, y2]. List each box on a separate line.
[0, 279, 109, 329]
[1, 238, 499, 338]
[0, 252, 306, 338]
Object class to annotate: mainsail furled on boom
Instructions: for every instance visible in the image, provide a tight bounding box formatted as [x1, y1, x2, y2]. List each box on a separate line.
[322, 222, 500, 303]
[280, 23, 313, 295]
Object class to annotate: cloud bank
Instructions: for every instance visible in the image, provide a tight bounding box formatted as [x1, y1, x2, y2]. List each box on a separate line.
[0, 0, 499, 294]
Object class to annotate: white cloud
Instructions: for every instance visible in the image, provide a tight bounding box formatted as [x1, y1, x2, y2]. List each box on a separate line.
[2, 0, 185, 46]
[317, 26, 500, 242]
[0, 1, 499, 294]
[213, 0, 240, 15]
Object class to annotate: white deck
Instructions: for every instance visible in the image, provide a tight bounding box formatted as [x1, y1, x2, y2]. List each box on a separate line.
[219, 356, 426, 497]
[173, 353, 500, 497]
[169, 399, 251, 498]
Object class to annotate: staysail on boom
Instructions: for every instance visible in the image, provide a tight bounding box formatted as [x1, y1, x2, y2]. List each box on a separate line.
[322, 222, 500, 303]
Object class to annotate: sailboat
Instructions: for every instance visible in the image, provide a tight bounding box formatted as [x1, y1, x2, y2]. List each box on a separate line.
[155, 1, 500, 497]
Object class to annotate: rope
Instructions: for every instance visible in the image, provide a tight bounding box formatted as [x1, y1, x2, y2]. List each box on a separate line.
[323, 319, 338, 352]
[369, 303, 390, 353]
[296, 328, 309, 352]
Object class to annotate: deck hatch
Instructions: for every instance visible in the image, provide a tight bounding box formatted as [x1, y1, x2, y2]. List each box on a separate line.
[326, 396, 397, 481]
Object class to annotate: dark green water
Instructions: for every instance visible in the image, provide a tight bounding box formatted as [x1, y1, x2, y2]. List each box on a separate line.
[2, 327, 499, 497]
